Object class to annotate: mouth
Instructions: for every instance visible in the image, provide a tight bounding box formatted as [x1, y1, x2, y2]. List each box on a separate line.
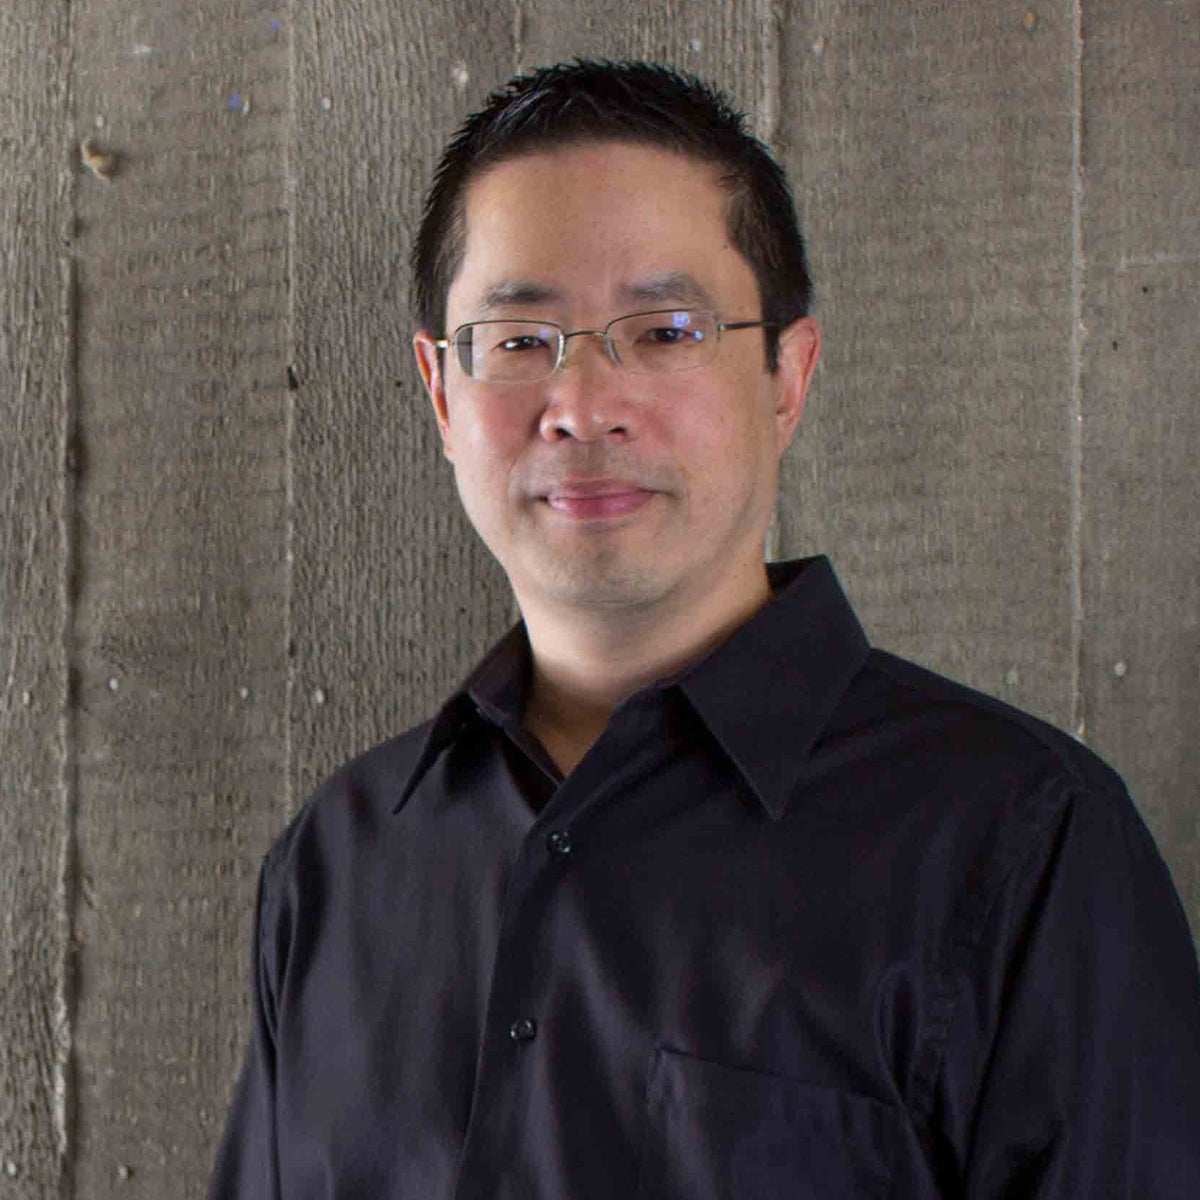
[540, 479, 655, 521]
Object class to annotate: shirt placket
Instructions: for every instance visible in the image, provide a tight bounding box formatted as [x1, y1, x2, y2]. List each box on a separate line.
[450, 697, 664, 1200]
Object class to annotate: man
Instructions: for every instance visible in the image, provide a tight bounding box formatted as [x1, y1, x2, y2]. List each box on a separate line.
[210, 61, 1200, 1198]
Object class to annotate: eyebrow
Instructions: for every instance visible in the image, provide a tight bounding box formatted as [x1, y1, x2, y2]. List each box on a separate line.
[475, 280, 564, 316]
[617, 272, 717, 310]
[471, 271, 718, 320]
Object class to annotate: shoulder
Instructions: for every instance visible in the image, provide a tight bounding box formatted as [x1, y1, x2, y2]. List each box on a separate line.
[851, 651, 1194, 994]
[811, 647, 1148, 911]
[861, 661, 1200, 1154]
[851, 647, 1128, 804]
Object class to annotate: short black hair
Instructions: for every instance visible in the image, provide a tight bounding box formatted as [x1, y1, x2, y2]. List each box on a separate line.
[412, 59, 812, 372]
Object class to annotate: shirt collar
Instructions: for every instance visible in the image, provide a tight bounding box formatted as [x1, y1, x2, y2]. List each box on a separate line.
[675, 557, 869, 820]
[394, 557, 869, 820]
[391, 624, 530, 813]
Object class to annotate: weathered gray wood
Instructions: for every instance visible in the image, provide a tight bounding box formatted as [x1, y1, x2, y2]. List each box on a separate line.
[290, 4, 517, 802]
[1, 6, 1198, 1200]
[779, 2, 1079, 732]
[518, 0, 783, 140]
[1079, 0, 1200, 934]
[0, 5, 72, 1196]
[68, 4, 290, 1196]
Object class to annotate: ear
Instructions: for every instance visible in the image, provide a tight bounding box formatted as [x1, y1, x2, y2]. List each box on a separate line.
[413, 331, 453, 460]
[771, 316, 821, 451]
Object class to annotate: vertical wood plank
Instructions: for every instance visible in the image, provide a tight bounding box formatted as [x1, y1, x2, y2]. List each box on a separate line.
[517, 0, 783, 140]
[1079, 0, 1200, 934]
[68, 3, 290, 1195]
[779, 1, 1079, 731]
[0, 5, 72, 1196]
[290, 3, 518, 800]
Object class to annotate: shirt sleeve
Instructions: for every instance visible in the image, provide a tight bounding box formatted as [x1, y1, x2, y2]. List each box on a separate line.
[207, 855, 281, 1200]
[936, 779, 1200, 1198]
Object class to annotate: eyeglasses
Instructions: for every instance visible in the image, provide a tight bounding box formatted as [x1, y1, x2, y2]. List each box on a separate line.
[435, 309, 776, 384]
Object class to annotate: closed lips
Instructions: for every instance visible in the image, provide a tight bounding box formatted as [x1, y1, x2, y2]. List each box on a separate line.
[543, 479, 648, 500]
[541, 481, 654, 517]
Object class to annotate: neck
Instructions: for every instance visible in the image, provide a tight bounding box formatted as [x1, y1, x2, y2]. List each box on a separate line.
[519, 562, 772, 775]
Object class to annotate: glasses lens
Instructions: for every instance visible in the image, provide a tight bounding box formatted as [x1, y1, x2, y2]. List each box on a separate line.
[455, 321, 561, 383]
[610, 310, 717, 374]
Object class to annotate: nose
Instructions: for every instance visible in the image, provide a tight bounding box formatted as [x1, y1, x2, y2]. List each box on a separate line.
[537, 332, 634, 443]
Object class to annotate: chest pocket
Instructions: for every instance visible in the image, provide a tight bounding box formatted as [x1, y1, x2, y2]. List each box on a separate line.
[636, 1048, 898, 1200]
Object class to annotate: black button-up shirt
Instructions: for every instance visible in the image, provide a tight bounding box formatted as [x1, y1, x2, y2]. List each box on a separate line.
[210, 557, 1200, 1199]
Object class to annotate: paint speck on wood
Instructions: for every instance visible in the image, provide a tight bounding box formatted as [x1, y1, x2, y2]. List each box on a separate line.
[81, 137, 117, 181]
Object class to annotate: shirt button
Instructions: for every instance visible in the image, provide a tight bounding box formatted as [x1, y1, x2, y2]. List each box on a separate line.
[509, 1017, 538, 1043]
[546, 829, 573, 858]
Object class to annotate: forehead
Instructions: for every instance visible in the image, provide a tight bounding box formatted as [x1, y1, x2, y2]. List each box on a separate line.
[447, 142, 755, 321]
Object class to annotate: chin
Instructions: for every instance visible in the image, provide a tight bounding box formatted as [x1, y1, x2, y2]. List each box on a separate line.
[525, 551, 674, 612]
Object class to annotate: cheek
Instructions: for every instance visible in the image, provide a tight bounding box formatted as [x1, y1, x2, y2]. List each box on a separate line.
[670, 393, 774, 495]
[447, 395, 527, 465]
[444, 401, 532, 517]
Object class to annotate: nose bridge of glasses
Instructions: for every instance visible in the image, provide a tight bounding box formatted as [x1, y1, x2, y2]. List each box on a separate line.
[560, 327, 622, 370]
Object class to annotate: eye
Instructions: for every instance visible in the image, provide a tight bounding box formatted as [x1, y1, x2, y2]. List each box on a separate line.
[637, 325, 704, 346]
[498, 334, 551, 353]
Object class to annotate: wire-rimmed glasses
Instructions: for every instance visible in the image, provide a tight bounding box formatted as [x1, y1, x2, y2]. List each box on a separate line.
[435, 309, 776, 384]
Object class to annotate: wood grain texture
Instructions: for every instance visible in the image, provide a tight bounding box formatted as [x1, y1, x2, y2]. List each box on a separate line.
[1, 5, 1198, 1199]
[778, 1, 1078, 730]
[0, 5, 72, 1196]
[68, 2, 290, 1195]
[290, 2, 517, 802]
[517, 0, 783, 139]
[1079, 0, 1200, 933]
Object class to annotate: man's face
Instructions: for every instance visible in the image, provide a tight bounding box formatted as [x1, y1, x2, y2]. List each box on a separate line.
[414, 141, 819, 623]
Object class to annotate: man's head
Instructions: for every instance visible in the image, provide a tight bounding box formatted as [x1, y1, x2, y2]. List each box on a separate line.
[412, 59, 812, 373]
[412, 62, 821, 634]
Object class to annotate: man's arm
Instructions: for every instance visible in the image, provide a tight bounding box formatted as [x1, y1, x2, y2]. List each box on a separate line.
[208, 857, 281, 1200]
[938, 782, 1200, 1197]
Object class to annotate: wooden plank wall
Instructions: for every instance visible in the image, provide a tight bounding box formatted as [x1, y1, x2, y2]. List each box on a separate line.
[0, 1, 1196, 1195]
[1, 4, 72, 1197]
[65, 3, 291, 1197]
[1079, 0, 1200, 923]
